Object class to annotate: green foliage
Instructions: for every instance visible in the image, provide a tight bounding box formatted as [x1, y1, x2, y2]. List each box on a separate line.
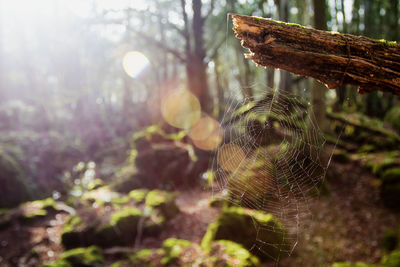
[385, 106, 400, 132]
[201, 207, 289, 261]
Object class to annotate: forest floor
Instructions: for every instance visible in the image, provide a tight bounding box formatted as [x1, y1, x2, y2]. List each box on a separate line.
[0, 158, 398, 266]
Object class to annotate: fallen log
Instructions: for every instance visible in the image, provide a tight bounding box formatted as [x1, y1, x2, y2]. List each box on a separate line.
[231, 14, 400, 95]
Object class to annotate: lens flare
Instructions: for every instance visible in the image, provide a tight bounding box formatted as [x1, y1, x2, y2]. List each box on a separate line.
[190, 116, 222, 150]
[217, 144, 246, 172]
[122, 51, 150, 78]
[161, 89, 201, 129]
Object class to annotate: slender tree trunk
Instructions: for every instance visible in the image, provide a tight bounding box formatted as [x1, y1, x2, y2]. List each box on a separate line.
[311, 0, 328, 130]
[213, 53, 225, 117]
[187, 0, 212, 113]
[267, 68, 275, 89]
[276, 0, 291, 91]
[390, 0, 399, 41]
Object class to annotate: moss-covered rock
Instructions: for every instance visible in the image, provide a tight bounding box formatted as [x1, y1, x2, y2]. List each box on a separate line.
[44, 246, 104, 267]
[382, 250, 400, 266]
[160, 238, 193, 265]
[128, 189, 148, 203]
[145, 190, 179, 219]
[95, 207, 143, 247]
[331, 262, 377, 267]
[201, 207, 289, 261]
[19, 198, 57, 223]
[61, 215, 94, 249]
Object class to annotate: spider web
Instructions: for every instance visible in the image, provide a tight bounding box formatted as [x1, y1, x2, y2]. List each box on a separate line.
[211, 85, 329, 262]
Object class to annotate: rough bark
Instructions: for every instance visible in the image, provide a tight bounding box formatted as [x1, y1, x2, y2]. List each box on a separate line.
[231, 14, 400, 95]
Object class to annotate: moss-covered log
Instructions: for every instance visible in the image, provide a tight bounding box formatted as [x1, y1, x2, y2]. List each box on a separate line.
[231, 14, 400, 95]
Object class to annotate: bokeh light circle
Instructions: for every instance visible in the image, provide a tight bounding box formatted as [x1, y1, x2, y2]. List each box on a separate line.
[122, 51, 150, 78]
[161, 89, 201, 129]
[190, 116, 222, 150]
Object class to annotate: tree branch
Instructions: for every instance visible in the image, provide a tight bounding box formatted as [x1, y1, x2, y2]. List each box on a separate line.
[231, 14, 400, 95]
[128, 27, 186, 63]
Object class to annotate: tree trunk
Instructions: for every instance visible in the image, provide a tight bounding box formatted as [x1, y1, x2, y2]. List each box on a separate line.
[231, 14, 400, 95]
[276, 0, 291, 91]
[311, 0, 328, 129]
[187, 0, 211, 113]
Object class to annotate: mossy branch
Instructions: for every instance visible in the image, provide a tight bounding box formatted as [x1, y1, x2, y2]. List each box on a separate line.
[231, 14, 400, 95]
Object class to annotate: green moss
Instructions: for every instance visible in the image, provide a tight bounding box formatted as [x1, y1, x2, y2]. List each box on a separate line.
[332, 262, 377, 267]
[59, 246, 104, 266]
[110, 207, 142, 226]
[381, 168, 400, 184]
[45, 246, 103, 267]
[42, 259, 72, 267]
[129, 189, 148, 203]
[111, 195, 131, 207]
[61, 215, 89, 249]
[385, 106, 400, 132]
[130, 248, 161, 266]
[110, 260, 131, 267]
[19, 198, 57, 223]
[382, 250, 400, 266]
[87, 179, 103, 191]
[378, 39, 398, 47]
[215, 240, 260, 266]
[145, 190, 179, 219]
[161, 238, 192, 265]
[383, 229, 398, 253]
[201, 207, 289, 261]
[94, 207, 143, 247]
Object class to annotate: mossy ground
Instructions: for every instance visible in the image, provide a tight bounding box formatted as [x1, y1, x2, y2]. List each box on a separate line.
[201, 206, 289, 261]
